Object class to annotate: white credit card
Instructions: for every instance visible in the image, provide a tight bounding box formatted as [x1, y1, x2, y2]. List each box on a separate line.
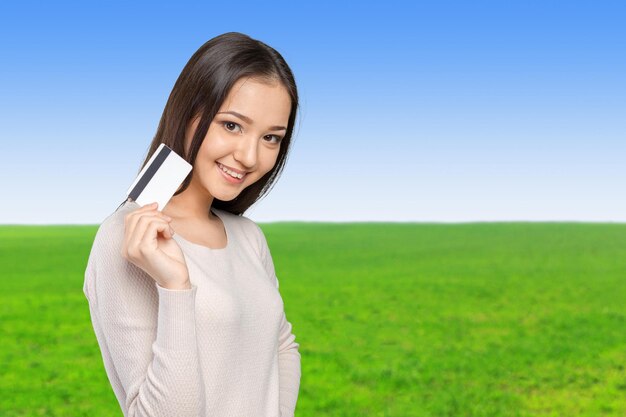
[125, 143, 192, 211]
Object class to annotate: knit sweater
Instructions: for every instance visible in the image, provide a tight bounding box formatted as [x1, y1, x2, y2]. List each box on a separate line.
[83, 200, 301, 417]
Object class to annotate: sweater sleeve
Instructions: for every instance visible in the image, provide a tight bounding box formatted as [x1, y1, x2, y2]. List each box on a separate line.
[252, 222, 302, 417]
[83, 218, 206, 417]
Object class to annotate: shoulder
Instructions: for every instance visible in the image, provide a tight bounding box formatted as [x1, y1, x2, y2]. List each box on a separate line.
[94, 200, 138, 248]
[84, 200, 156, 303]
[88, 199, 144, 268]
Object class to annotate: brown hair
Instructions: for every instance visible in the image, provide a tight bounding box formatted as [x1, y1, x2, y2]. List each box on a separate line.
[122, 32, 299, 215]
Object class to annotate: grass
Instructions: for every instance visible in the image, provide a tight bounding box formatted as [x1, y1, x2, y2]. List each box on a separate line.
[0, 221, 625, 416]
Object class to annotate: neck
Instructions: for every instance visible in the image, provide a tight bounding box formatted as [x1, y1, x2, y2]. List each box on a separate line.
[162, 179, 216, 221]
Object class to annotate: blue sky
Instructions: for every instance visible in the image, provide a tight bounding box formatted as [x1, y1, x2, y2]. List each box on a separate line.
[1, 1, 624, 223]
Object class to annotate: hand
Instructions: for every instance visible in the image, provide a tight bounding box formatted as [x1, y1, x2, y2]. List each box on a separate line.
[121, 201, 190, 290]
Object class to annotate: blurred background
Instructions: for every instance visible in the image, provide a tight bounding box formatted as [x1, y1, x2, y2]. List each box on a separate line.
[1, 0, 624, 224]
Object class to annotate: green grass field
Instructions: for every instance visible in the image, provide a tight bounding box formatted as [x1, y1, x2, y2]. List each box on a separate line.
[1, 221, 625, 416]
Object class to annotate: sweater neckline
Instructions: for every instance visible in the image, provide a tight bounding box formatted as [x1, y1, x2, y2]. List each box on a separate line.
[172, 208, 230, 252]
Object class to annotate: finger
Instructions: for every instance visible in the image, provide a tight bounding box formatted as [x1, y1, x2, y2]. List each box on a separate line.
[159, 221, 175, 239]
[127, 212, 166, 252]
[138, 217, 171, 250]
[126, 209, 171, 249]
[124, 202, 157, 242]
[142, 201, 159, 210]
[135, 211, 167, 240]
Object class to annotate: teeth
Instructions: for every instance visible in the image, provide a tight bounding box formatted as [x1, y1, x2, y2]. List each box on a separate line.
[219, 163, 244, 179]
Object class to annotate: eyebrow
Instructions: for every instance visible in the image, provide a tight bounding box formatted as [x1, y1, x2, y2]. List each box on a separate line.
[217, 111, 287, 131]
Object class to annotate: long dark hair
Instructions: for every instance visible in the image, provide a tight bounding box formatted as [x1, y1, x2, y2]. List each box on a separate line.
[119, 32, 299, 215]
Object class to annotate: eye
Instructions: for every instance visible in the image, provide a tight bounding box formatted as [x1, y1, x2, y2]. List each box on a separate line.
[264, 134, 283, 144]
[222, 121, 242, 133]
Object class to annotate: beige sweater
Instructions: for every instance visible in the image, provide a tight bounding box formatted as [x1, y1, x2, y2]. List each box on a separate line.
[83, 200, 301, 417]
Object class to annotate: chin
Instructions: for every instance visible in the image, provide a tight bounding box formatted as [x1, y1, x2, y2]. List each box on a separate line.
[218, 194, 240, 202]
[210, 188, 243, 202]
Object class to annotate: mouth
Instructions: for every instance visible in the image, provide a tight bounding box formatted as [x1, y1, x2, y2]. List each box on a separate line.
[216, 162, 247, 183]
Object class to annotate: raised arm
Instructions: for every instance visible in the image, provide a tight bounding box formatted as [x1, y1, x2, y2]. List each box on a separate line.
[83, 219, 205, 417]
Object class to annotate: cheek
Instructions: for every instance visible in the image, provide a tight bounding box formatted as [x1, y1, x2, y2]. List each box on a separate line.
[198, 139, 226, 161]
[270, 150, 281, 168]
[261, 152, 280, 173]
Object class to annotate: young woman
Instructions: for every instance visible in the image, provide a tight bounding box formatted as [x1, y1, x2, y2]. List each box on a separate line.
[83, 32, 301, 417]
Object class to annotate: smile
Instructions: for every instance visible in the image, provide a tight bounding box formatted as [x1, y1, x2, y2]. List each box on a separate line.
[217, 162, 247, 182]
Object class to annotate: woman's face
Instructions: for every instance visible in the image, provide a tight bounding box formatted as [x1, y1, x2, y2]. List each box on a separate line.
[184, 77, 291, 202]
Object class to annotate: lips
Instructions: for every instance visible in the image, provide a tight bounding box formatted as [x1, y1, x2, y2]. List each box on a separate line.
[216, 162, 247, 183]
[217, 162, 247, 176]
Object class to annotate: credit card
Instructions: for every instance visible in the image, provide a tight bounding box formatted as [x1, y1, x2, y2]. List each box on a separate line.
[125, 143, 192, 211]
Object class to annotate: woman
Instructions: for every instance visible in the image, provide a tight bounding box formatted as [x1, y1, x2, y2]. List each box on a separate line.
[83, 32, 301, 417]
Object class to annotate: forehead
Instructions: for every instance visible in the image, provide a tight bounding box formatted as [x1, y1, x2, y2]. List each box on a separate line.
[219, 77, 291, 124]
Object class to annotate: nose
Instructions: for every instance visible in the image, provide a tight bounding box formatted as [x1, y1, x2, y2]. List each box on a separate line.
[233, 134, 258, 170]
